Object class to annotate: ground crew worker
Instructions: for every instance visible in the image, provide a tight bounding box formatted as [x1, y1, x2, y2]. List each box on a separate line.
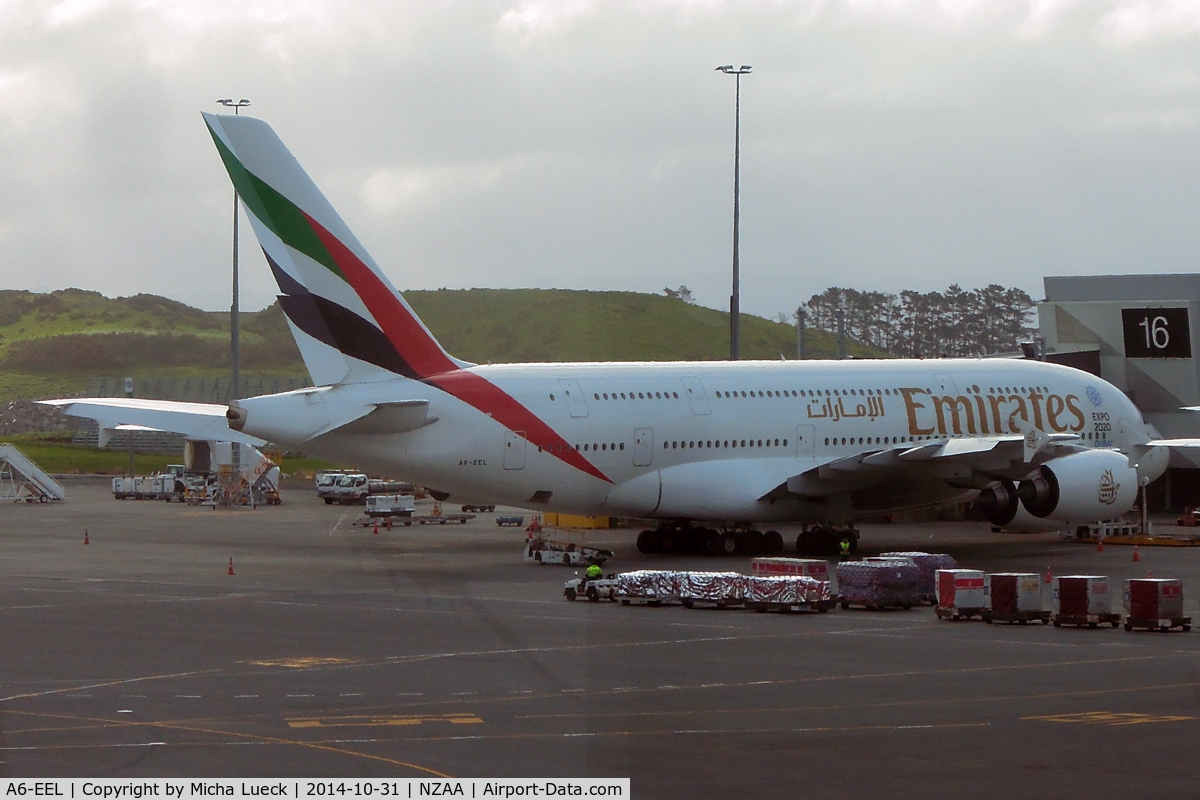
[840, 536, 851, 557]
[582, 563, 603, 587]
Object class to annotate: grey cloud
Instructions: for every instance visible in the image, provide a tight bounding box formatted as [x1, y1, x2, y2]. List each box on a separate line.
[1, 0, 1200, 322]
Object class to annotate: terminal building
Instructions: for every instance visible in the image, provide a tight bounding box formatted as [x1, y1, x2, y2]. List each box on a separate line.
[1038, 273, 1200, 510]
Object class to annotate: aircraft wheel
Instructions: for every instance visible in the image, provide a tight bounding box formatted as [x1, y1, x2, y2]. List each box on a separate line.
[704, 529, 722, 555]
[746, 530, 765, 556]
[719, 532, 738, 556]
[763, 530, 783, 555]
[657, 530, 677, 555]
[636, 529, 658, 554]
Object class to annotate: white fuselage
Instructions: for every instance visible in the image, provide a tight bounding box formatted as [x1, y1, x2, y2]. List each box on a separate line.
[238, 357, 1164, 523]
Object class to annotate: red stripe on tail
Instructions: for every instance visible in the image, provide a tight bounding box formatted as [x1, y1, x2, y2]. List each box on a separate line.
[305, 213, 611, 485]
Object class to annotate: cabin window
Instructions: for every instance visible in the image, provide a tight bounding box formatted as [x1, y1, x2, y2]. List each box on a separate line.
[619, 443, 625, 450]
[549, 394, 555, 401]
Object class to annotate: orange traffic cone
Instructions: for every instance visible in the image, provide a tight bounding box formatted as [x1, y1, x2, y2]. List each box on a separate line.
[83, 529, 89, 545]
[373, 520, 379, 535]
[1044, 566, 1052, 584]
[227, 558, 235, 575]
[1133, 545, 1140, 562]
[1097, 537, 1104, 552]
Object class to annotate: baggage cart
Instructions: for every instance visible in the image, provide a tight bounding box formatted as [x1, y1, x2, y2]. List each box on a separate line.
[934, 569, 986, 621]
[1123, 578, 1191, 632]
[1052, 575, 1120, 628]
[983, 573, 1049, 624]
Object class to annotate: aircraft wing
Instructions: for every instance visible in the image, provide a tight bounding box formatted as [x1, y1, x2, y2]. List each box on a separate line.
[785, 433, 1084, 497]
[42, 398, 268, 446]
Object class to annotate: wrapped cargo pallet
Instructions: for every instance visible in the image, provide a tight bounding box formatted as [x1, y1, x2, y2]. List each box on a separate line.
[679, 571, 747, 608]
[983, 573, 1048, 624]
[616, 570, 682, 605]
[745, 575, 832, 613]
[1123, 578, 1191, 632]
[751, 558, 833, 594]
[836, 559, 921, 610]
[934, 569, 986, 620]
[880, 552, 958, 602]
[1052, 575, 1119, 628]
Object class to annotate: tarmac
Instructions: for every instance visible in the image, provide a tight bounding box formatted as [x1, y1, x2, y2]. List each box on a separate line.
[2, 479, 1200, 797]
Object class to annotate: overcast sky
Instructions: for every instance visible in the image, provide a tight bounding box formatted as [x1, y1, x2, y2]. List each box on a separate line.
[3, 0, 1200, 320]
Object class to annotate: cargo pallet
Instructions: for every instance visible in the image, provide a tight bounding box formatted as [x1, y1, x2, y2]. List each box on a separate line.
[934, 606, 985, 621]
[1052, 613, 1122, 628]
[746, 599, 834, 614]
[838, 599, 914, 611]
[1124, 616, 1192, 632]
[982, 609, 1051, 625]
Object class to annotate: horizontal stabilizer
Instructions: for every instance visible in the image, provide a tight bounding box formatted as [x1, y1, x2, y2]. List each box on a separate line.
[43, 398, 267, 446]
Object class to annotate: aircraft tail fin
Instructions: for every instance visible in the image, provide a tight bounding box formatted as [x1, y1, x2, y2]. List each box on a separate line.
[202, 112, 464, 386]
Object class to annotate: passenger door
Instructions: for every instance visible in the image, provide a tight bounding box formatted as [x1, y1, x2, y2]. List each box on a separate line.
[503, 431, 526, 470]
[796, 424, 815, 459]
[680, 377, 711, 415]
[557, 379, 589, 418]
[633, 427, 653, 467]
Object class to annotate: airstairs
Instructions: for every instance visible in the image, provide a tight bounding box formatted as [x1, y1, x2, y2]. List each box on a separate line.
[0, 443, 65, 503]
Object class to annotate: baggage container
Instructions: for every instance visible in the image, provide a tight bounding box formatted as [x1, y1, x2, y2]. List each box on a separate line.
[837, 559, 921, 610]
[1052, 575, 1120, 628]
[934, 569, 986, 620]
[880, 552, 957, 603]
[982, 573, 1049, 624]
[1122, 578, 1190, 632]
[679, 572, 747, 609]
[751, 558, 828, 580]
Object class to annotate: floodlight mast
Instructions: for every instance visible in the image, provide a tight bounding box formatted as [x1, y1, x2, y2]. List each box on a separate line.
[216, 98, 250, 402]
[715, 65, 751, 361]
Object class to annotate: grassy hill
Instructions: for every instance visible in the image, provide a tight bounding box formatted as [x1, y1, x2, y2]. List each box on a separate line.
[0, 287, 885, 402]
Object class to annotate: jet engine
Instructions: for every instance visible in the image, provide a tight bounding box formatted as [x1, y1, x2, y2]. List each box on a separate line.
[1017, 449, 1138, 524]
[973, 480, 1019, 527]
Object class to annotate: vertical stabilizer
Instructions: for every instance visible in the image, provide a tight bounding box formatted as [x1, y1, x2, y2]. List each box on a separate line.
[202, 113, 465, 386]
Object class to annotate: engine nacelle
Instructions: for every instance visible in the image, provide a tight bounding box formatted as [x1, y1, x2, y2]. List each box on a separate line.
[973, 480, 1019, 526]
[1017, 449, 1138, 524]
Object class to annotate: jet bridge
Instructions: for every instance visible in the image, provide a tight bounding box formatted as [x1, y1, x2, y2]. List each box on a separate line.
[0, 443, 66, 503]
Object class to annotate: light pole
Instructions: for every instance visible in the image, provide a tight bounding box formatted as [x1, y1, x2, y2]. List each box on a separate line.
[216, 98, 250, 403]
[716, 65, 751, 361]
[217, 98, 249, 500]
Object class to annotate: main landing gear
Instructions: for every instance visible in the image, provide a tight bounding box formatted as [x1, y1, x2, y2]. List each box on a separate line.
[796, 524, 859, 557]
[636, 525, 785, 557]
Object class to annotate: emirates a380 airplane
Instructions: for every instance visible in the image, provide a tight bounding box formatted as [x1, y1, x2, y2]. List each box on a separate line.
[50, 114, 1199, 556]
